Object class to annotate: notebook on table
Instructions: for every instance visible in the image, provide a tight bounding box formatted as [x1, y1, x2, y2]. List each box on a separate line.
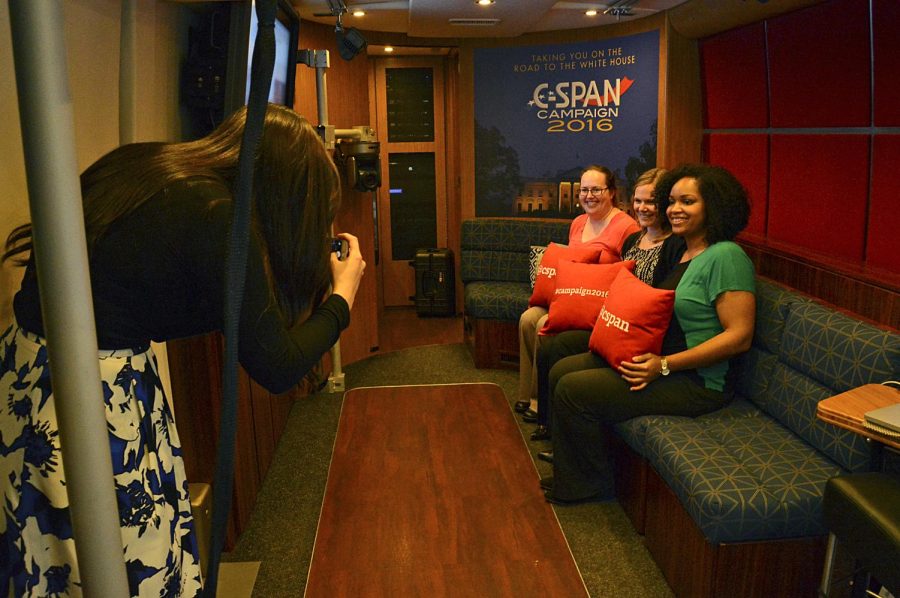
[864, 403, 900, 438]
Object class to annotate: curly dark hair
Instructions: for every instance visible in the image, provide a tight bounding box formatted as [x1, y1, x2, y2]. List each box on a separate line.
[653, 164, 750, 244]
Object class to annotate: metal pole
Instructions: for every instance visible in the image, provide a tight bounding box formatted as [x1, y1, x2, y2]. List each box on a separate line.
[8, 2, 129, 596]
[316, 63, 329, 126]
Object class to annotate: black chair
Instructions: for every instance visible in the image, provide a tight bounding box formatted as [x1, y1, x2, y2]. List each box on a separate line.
[820, 472, 900, 598]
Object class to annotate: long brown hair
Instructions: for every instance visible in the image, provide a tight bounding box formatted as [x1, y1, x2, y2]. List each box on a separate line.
[3, 104, 340, 326]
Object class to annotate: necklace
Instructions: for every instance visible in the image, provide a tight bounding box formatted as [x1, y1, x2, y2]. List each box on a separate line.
[643, 231, 669, 244]
[682, 245, 708, 261]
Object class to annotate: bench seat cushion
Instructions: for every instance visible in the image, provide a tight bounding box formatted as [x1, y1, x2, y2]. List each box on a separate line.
[645, 412, 846, 544]
[615, 398, 762, 457]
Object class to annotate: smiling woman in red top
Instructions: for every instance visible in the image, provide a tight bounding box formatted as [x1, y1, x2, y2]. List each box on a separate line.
[515, 165, 639, 430]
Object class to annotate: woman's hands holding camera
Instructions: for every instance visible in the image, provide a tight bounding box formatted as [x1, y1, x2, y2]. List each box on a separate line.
[330, 233, 366, 310]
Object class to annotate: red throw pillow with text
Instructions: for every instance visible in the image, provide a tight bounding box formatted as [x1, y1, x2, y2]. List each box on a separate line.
[588, 268, 675, 367]
[540, 260, 636, 335]
[528, 242, 603, 308]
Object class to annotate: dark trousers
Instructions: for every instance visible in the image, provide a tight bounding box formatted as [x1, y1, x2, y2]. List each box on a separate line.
[549, 352, 726, 501]
[536, 330, 591, 426]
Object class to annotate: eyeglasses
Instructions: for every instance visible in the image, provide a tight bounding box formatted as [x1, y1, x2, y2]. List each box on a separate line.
[579, 187, 609, 197]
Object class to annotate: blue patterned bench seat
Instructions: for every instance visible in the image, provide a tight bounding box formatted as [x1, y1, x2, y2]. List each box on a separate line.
[461, 218, 570, 367]
[461, 218, 570, 320]
[611, 277, 900, 596]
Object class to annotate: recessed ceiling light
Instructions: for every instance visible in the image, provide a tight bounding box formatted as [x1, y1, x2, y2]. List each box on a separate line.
[352, 10, 365, 17]
[384, 46, 394, 53]
[476, 0, 495, 5]
[585, 9, 598, 16]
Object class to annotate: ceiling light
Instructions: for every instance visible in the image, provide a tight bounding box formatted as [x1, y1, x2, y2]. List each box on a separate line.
[585, 9, 598, 16]
[352, 10, 365, 17]
[384, 46, 394, 53]
[476, 0, 495, 5]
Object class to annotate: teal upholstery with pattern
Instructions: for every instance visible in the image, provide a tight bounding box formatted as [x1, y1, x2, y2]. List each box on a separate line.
[615, 399, 761, 456]
[763, 362, 871, 472]
[461, 218, 570, 320]
[615, 414, 690, 456]
[617, 277, 895, 546]
[779, 301, 900, 394]
[464, 281, 532, 320]
[729, 278, 810, 412]
[461, 250, 530, 284]
[645, 412, 846, 543]
[751, 278, 810, 353]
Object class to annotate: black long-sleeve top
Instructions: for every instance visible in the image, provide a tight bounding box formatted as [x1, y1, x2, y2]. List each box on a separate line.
[13, 179, 349, 394]
[620, 231, 687, 287]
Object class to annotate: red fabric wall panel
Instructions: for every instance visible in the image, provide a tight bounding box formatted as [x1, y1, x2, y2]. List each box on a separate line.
[701, 23, 768, 129]
[767, 0, 870, 127]
[867, 136, 900, 273]
[873, 0, 900, 125]
[768, 135, 869, 261]
[706, 134, 769, 237]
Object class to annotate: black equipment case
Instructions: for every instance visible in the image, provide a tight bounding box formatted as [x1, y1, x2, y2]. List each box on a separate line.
[412, 248, 456, 317]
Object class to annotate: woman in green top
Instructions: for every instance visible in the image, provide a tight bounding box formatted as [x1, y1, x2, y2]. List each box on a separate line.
[543, 164, 756, 505]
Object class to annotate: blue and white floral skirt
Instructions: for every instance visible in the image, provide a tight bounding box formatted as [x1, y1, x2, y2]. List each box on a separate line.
[0, 324, 202, 596]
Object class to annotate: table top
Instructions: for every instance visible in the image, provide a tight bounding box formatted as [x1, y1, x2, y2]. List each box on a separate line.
[817, 383, 900, 451]
[305, 383, 590, 597]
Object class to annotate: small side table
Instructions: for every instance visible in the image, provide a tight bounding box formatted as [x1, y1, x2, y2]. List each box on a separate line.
[817, 383, 900, 468]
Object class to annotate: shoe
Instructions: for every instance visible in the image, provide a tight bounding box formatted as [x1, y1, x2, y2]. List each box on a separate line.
[543, 489, 613, 506]
[514, 400, 530, 413]
[537, 450, 553, 464]
[539, 476, 553, 490]
[521, 409, 538, 423]
[530, 425, 551, 441]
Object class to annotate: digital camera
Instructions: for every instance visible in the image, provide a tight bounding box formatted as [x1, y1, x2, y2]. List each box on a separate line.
[331, 237, 349, 260]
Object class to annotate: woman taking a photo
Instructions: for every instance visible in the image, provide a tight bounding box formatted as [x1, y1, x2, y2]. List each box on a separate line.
[1, 104, 365, 595]
[542, 164, 755, 505]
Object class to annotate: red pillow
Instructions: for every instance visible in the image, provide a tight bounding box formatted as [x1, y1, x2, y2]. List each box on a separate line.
[528, 243, 603, 308]
[540, 260, 636, 335]
[588, 268, 675, 367]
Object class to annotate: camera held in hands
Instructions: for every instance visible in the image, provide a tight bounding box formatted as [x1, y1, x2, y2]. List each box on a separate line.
[331, 237, 349, 260]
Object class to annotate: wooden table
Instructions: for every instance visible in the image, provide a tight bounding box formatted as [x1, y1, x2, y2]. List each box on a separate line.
[816, 384, 900, 467]
[304, 383, 588, 597]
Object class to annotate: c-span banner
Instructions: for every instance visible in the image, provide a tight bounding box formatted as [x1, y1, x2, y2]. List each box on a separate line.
[473, 30, 659, 217]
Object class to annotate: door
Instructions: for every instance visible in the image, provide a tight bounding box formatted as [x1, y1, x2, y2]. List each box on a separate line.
[372, 57, 448, 307]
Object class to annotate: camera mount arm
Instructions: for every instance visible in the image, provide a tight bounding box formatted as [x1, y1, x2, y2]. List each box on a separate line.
[296, 46, 381, 393]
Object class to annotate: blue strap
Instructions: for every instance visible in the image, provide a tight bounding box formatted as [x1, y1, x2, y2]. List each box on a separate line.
[204, 1, 276, 595]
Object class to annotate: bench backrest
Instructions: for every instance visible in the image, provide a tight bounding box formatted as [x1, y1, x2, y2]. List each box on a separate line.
[732, 278, 900, 472]
[460, 218, 570, 284]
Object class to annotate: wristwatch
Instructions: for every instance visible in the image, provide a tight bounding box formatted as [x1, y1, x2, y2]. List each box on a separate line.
[660, 356, 670, 376]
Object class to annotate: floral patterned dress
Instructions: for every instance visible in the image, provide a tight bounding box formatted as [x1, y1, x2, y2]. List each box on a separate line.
[0, 324, 202, 597]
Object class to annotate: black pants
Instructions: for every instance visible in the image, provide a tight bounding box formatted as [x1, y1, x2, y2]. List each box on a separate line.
[548, 352, 726, 501]
[536, 330, 591, 427]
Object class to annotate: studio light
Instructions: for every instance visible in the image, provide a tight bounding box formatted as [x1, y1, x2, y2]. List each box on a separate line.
[335, 25, 367, 61]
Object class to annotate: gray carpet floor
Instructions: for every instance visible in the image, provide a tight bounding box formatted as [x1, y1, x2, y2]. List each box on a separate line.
[226, 343, 673, 597]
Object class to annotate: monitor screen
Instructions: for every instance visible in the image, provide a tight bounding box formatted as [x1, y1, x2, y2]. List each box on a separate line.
[224, 0, 299, 115]
[245, 5, 293, 106]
